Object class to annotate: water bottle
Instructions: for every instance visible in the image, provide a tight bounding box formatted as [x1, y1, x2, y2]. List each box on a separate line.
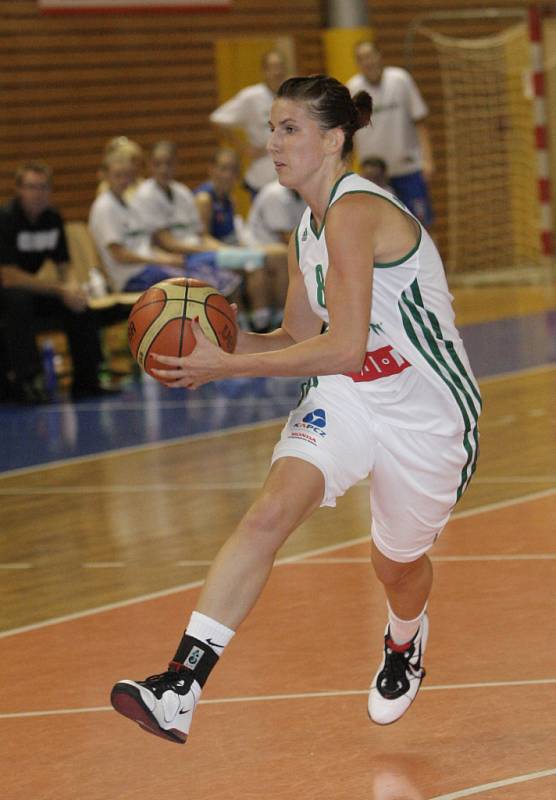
[87, 267, 107, 298]
[41, 338, 57, 396]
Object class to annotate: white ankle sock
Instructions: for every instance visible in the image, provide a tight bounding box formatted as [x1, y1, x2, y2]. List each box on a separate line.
[186, 611, 235, 656]
[387, 603, 427, 645]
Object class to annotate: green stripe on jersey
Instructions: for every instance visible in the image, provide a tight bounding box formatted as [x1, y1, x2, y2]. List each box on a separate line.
[409, 280, 482, 409]
[398, 280, 480, 499]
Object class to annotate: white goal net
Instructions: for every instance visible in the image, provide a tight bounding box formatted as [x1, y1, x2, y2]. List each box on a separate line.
[418, 23, 544, 281]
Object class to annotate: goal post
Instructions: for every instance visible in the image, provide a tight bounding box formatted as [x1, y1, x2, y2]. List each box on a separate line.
[407, 7, 554, 283]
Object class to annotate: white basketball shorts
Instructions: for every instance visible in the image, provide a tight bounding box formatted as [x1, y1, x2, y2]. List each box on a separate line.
[271, 374, 478, 563]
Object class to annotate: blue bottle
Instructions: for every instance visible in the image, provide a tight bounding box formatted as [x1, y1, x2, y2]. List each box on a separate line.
[41, 338, 57, 397]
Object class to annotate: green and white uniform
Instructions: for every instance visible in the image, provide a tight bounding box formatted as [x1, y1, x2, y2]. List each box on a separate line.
[272, 173, 481, 562]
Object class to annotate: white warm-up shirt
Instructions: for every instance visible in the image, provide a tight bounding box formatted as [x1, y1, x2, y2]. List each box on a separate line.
[133, 178, 203, 246]
[210, 82, 276, 190]
[88, 191, 153, 291]
[346, 67, 428, 177]
[244, 180, 306, 246]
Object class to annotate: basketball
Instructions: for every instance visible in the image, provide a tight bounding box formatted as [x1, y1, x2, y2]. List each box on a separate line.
[127, 277, 238, 379]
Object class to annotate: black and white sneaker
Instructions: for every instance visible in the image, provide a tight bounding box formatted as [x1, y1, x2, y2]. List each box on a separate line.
[368, 614, 428, 725]
[110, 661, 201, 744]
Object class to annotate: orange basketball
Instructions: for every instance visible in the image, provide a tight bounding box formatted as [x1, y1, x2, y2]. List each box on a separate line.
[127, 277, 237, 379]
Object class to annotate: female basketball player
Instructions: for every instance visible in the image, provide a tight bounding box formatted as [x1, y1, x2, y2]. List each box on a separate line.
[111, 76, 481, 743]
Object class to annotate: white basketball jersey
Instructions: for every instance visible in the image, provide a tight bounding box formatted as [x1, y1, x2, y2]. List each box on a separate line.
[295, 172, 481, 437]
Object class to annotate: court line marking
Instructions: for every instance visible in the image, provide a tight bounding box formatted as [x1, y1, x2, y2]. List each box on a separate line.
[0, 482, 265, 494]
[2, 486, 556, 639]
[2, 552, 554, 571]
[298, 554, 556, 564]
[0, 474, 555, 495]
[474, 476, 556, 483]
[429, 768, 556, 799]
[0, 362, 554, 481]
[1, 677, 555, 720]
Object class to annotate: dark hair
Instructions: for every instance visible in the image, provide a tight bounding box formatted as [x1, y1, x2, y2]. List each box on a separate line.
[15, 161, 52, 186]
[276, 75, 372, 159]
[361, 156, 387, 171]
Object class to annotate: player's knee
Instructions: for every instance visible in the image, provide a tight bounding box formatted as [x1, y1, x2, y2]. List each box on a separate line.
[371, 543, 421, 588]
[236, 491, 297, 553]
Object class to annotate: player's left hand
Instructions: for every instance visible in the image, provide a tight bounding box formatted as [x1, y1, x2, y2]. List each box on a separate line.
[150, 317, 233, 390]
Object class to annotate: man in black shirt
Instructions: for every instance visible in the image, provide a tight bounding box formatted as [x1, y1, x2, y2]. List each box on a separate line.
[0, 162, 107, 402]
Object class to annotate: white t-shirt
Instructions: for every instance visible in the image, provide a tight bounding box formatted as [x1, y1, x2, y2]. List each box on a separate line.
[244, 180, 306, 246]
[88, 191, 153, 291]
[295, 172, 481, 439]
[346, 67, 428, 177]
[210, 82, 277, 190]
[132, 178, 203, 246]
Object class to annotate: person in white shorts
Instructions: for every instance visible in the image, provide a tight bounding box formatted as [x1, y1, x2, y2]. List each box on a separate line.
[111, 75, 481, 744]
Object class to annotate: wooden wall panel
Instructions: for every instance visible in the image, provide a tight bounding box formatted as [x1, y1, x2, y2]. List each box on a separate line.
[0, 0, 323, 220]
[0, 0, 547, 266]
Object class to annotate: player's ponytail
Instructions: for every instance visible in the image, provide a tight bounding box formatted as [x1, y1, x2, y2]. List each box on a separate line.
[277, 75, 373, 159]
[352, 91, 373, 131]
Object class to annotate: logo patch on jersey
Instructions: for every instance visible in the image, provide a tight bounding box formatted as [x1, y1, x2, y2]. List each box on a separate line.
[302, 409, 326, 428]
[290, 408, 327, 445]
[344, 346, 411, 383]
[301, 227, 308, 242]
[17, 229, 59, 253]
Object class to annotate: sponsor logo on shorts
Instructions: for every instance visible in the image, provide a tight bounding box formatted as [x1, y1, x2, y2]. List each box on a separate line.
[302, 409, 326, 428]
[289, 408, 327, 446]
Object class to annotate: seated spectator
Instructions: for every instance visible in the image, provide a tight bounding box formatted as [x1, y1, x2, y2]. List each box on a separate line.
[96, 136, 145, 200]
[133, 141, 273, 320]
[359, 156, 396, 194]
[194, 147, 243, 245]
[133, 140, 215, 254]
[134, 140, 262, 267]
[242, 179, 306, 323]
[89, 151, 240, 298]
[194, 147, 275, 331]
[0, 162, 110, 403]
[244, 179, 306, 247]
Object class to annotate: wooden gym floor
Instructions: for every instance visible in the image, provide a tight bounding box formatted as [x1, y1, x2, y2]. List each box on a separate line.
[0, 285, 555, 799]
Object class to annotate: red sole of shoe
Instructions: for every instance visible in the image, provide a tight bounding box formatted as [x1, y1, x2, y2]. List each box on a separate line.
[110, 686, 187, 745]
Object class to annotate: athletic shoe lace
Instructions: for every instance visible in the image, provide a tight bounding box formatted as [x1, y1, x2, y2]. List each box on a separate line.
[379, 639, 415, 696]
[142, 664, 191, 698]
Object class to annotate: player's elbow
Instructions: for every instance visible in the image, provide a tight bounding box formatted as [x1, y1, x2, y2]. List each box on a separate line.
[329, 339, 367, 373]
[325, 329, 367, 373]
[341, 345, 367, 373]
